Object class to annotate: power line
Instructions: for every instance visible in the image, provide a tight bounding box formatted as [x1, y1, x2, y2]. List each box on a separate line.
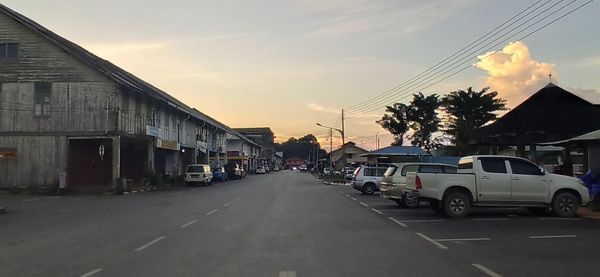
[345, 0, 591, 118]
[344, 0, 550, 112]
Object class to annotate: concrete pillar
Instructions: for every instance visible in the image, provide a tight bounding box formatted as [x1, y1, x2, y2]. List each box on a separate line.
[147, 140, 155, 175]
[530, 144, 537, 163]
[112, 136, 121, 184]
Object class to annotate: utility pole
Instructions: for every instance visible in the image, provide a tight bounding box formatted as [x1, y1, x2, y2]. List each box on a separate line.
[341, 109, 346, 169]
[329, 128, 333, 169]
[375, 132, 379, 149]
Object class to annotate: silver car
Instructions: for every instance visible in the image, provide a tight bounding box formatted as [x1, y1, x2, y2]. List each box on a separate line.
[351, 165, 388, 195]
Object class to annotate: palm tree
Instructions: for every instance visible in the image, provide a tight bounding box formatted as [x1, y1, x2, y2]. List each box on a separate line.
[441, 87, 506, 155]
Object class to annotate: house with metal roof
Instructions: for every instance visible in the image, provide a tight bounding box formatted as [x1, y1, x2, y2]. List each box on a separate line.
[0, 4, 255, 191]
[360, 146, 429, 164]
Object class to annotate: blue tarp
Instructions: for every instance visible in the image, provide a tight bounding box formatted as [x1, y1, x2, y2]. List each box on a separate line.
[580, 170, 600, 198]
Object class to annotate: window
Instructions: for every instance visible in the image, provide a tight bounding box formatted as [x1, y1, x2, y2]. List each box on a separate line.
[364, 168, 376, 176]
[401, 165, 419, 176]
[34, 83, 51, 117]
[480, 158, 507, 174]
[419, 165, 444, 173]
[444, 166, 458, 174]
[458, 157, 473, 169]
[376, 168, 387, 177]
[347, 153, 353, 159]
[0, 43, 18, 60]
[509, 159, 544, 175]
[384, 166, 398, 177]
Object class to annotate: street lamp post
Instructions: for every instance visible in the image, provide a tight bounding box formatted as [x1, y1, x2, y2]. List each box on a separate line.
[316, 122, 345, 171]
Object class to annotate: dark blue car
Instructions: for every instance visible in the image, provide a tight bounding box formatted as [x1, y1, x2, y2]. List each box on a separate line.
[212, 167, 228, 182]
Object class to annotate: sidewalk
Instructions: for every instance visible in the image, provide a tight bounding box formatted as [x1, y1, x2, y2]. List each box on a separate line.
[579, 206, 600, 219]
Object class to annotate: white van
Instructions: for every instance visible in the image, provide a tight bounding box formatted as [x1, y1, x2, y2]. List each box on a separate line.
[185, 164, 212, 185]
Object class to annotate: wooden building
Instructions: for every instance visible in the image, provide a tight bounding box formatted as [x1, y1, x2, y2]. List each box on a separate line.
[0, 4, 242, 190]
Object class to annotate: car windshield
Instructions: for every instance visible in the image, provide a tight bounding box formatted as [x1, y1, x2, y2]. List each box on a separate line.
[186, 165, 204, 173]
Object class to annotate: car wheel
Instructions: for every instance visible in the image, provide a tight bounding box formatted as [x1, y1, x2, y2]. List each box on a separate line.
[552, 192, 579, 218]
[443, 192, 471, 218]
[362, 183, 376, 195]
[402, 194, 419, 208]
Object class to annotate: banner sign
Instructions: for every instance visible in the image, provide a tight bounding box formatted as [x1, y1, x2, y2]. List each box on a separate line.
[146, 125, 161, 137]
[157, 139, 180, 151]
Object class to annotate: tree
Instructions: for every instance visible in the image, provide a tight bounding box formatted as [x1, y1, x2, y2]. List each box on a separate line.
[377, 103, 409, 146]
[274, 134, 326, 161]
[441, 87, 506, 155]
[406, 92, 441, 153]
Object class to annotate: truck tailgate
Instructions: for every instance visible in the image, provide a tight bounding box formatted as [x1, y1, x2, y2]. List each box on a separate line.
[407, 172, 476, 200]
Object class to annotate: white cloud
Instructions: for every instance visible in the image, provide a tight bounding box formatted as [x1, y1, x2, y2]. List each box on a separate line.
[476, 41, 556, 108]
[308, 103, 340, 114]
[569, 87, 600, 104]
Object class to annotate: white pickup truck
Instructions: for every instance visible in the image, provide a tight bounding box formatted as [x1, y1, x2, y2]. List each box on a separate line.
[406, 155, 590, 218]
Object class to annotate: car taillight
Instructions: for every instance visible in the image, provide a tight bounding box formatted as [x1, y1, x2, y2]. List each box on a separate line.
[415, 176, 422, 190]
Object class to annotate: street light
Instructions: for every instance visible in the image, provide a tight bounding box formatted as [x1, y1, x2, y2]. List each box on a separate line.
[316, 122, 346, 171]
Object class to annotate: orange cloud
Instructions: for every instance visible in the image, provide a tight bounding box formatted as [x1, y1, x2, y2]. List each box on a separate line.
[476, 41, 556, 108]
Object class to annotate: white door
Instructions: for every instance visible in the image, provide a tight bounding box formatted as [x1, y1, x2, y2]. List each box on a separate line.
[508, 159, 549, 202]
[477, 158, 511, 201]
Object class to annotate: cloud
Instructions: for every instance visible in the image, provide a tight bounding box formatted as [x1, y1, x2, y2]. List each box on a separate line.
[308, 103, 340, 114]
[302, 0, 476, 38]
[568, 87, 600, 104]
[476, 41, 556, 107]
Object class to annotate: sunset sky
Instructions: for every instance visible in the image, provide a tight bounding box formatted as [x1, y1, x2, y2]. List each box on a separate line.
[4, 0, 600, 150]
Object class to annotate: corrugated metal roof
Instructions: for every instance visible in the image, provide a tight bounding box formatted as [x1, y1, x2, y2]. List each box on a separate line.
[361, 146, 427, 156]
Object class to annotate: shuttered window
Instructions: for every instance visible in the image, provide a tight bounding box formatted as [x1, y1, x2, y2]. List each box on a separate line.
[34, 83, 51, 117]
[0, 43, 18, 60]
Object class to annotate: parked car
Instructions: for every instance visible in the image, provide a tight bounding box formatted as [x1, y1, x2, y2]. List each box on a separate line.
[380, 163, 457, 208]
[299, 165, 308, 172]
[273, 166, 280, 171]
[406, 155, 591, 218]
[351, 165, 389, 195]
[185, 164, 212, 185]
[211, 167, 228, 182]
[225, 163, 242, 180]
[345, 169, 355, 180]
[256, 166, 267, 174]
[323, 168, 333, 175]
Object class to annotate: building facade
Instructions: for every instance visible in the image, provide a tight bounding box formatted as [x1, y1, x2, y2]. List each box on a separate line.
[233, 127, 276, 168]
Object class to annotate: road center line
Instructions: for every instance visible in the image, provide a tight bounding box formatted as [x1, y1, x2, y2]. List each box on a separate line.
[180, 219, 197, 228]
[388, 217, 407, 227]
[399, 219, 444, 223]
[80, 268, 103, 277]
[473, 218, 509, 221]
[371, 208, 383, 214]
[134, 236, 165, 252]
[223, 202, 231, 207]
[416, 233, 448, 250]
[234, 197, 241, 201]
[350, 197, 357, 201]
[434, 238, 491, 242]
[206, 209, 219, 215]
[359, 202, 369, 207]
[529, 235, 577, 239]
[472, 263, 502, 277]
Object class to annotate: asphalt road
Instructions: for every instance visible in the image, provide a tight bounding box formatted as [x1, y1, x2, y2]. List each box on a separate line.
[1, 171, 599, 277]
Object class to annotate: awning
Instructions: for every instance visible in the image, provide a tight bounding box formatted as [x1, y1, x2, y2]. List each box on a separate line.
[540, 129, 600, 145]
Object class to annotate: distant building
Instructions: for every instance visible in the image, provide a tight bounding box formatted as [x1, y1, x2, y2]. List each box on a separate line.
[234, 127, 275, 168]
[329, 142, 368, 168]
[361, 146, 428, 165]
[285, 157, 305, 168]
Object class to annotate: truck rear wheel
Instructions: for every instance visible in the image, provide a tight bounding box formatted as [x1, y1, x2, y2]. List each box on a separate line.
[552, 192, 579, 218]
[443, 192, 471, 218]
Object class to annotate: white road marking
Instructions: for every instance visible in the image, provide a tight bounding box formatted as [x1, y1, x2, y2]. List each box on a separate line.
[472, 218, 509, 221]
[537, 217, 581, 221]
[350, 197, 357, 201]
[379, 209, 412, 212]
[223, 202, 231, 207]
[279, 271, 297, 277]
[416, 233, 448, 250]
[80, 268, 103, 277]
[180, 220, 197, 228]
[134, 236, 166, 252]
[472, 263, 503, 277]
[434, 238, 491, 242]
[23, 198, 40, 202]
[529, 235, 577, 239]
[371, 208, 384, 214]
[234, 197, 241, 201]
[398, 219, 444, 223]
[388, 217, 407, 227]
[359, 202, 369, 207]
[206, 209, 219, 215]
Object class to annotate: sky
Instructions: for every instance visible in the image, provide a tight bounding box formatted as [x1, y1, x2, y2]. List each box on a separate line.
[3, 0, 600, 150]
